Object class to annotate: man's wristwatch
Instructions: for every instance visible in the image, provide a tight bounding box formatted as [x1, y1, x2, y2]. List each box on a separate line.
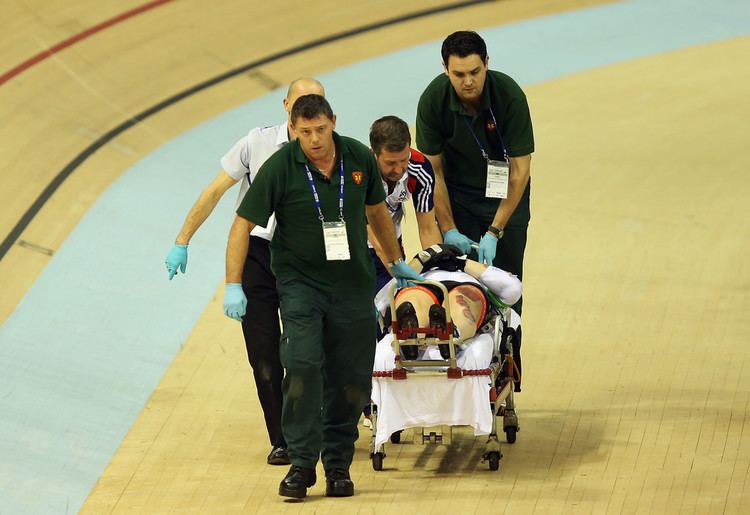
[487, 225, 504, 239]
[388, 257, 404, 267]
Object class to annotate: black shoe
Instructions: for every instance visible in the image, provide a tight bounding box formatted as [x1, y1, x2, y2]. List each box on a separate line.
[279, 465, 316, 499]
[267, 446, 291, 465]
[429, 304, 446, 331]
[429, 305, 451, 359]
[325, 468, 354, 497]
[396, 302, 419, 359]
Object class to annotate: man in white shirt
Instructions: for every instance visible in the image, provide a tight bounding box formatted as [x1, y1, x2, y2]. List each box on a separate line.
[164, 78, 325, 466]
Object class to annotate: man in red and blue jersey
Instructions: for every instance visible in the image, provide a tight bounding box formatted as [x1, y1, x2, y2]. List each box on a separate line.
[367, 116, 443, 292]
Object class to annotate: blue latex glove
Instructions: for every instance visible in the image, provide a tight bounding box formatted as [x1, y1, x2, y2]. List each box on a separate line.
[477, 233, 498, 265]
[165, 244, 188, 280]
[390, 261, 426, 289]
[442, 229, 476, 255]
[223, 283, 247, 321]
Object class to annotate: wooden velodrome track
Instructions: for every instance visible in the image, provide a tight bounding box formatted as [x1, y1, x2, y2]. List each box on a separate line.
[1, 0, 749, 513]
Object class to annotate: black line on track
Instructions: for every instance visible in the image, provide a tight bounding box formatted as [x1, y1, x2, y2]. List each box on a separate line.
[0, 0, 492, 260]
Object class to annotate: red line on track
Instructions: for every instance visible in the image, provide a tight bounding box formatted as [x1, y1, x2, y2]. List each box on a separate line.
[0, 0, 173, 86]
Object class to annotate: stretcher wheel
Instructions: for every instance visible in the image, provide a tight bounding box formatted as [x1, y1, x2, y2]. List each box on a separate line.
[504, 426, 517, 444]
[487, 452, 501, 471]
[372, 452, 384, 471]
[390, 430, 402, 444]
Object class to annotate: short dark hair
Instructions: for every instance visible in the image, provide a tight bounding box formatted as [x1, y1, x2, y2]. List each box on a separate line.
[291, 94, 333, 123]
[441, 31, 487, 65]
[369, 116, 411, 154]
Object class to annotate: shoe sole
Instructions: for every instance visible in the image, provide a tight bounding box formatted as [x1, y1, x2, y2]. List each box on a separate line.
[430, 305, 450, 358]
[326, 488, 354, 497]
[279, 485, 307, 498]
[279, 476, 316, 499]
[396, 302, 419, 333]
[267, 457, 291, 465]
[429, 304, 446, 329]
[325, 478, 354, 497]
[397, 302, 420, 359]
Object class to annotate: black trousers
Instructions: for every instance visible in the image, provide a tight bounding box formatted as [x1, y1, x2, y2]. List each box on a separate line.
[241, 236, 285, 448]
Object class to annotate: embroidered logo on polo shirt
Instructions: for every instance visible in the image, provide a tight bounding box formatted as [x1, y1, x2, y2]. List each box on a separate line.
[352, 171, 363, 185]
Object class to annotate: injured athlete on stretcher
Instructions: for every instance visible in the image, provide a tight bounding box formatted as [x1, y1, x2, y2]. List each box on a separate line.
[374, 243, 522, 362]
[371, 244, 522, 446]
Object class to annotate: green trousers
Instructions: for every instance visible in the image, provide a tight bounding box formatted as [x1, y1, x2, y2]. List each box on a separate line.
[276, 278, 375, 470]
[449, 181, 531, 315]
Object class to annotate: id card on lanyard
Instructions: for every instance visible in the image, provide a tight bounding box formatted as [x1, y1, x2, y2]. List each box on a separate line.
[486, 159, 509, 199]
[322, 221, 350, 260]
[304, 157, 351, 261]
[463, 111, 509, 199]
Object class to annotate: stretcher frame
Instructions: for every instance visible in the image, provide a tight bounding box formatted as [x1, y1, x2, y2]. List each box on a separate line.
[370, 280, 520, 471]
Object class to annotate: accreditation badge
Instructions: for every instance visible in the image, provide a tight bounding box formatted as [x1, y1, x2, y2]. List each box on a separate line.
[322, 220, 350, 261]
[486, 159, 509, 199]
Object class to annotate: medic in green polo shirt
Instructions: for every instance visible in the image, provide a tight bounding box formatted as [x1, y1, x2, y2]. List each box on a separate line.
[416, 30, 534, 391]
[223, 94, 423, 500]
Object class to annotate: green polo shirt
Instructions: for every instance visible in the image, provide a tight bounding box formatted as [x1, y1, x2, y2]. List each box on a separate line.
[416, 70, 534, 192]
[237, 132, 385, 293]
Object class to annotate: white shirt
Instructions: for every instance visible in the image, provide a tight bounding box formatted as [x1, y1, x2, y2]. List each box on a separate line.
[220, 122, 288, 241]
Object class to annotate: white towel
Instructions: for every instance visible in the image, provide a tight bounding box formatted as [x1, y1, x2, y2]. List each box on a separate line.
[371, 333, 495, 448]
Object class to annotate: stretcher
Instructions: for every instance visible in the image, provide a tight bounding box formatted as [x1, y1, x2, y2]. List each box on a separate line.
[370, 281, 521, 471]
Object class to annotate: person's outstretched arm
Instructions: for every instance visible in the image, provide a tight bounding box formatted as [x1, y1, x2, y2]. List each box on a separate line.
[165, 171, 237, 279]
[415, 209, 443, 250]
[176, 171, 238, 245]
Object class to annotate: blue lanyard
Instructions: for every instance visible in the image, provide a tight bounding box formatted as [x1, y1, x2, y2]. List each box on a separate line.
[304, 156, 345, 222]
[462, 108, 507, 161]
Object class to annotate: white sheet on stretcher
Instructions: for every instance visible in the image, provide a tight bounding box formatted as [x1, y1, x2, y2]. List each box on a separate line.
[371, 333, 495, 448]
